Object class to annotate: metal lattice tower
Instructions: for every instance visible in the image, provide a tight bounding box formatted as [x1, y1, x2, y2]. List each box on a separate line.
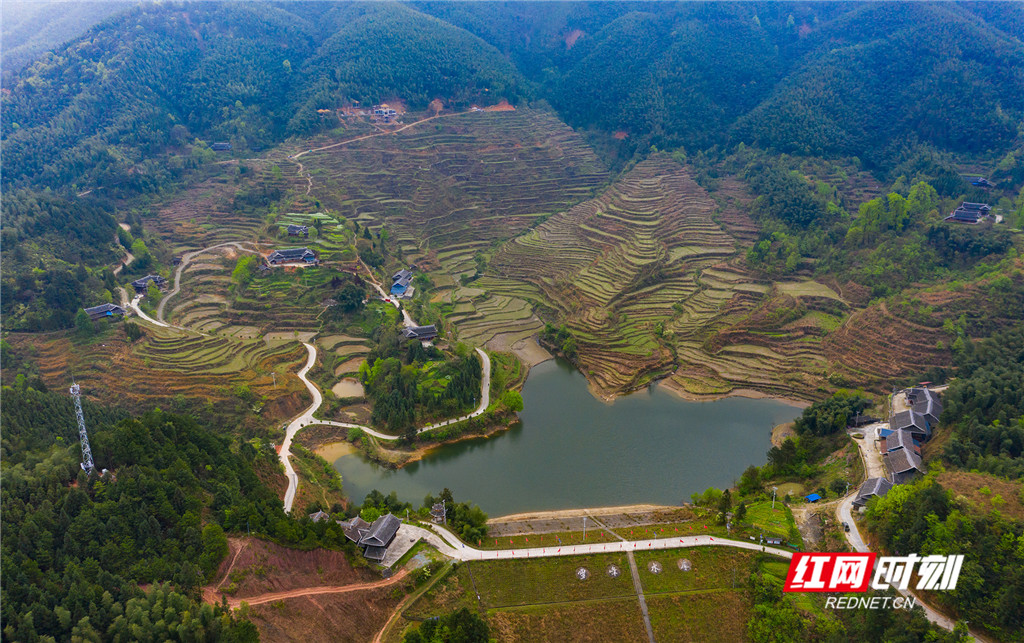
[70, 383, 95, 474]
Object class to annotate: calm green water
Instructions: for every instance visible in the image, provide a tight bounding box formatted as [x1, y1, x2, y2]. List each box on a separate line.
[333, 358, 800, 516]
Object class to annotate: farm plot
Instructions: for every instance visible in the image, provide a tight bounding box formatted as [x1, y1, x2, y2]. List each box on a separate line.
[487, 155, 846, 400]
[292, 108, 608, 346]
[13, 324, 305, 411]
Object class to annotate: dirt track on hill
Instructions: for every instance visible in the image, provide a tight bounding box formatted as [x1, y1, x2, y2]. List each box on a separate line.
[222, 569, 409, 608]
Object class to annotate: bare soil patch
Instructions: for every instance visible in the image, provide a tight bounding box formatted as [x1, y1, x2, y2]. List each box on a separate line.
[206, 537, 377, 602]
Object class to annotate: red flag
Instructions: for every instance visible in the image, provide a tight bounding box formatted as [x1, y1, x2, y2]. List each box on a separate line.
[703, 525, 708, 529]
[710, 537, 714, 541]
[557, 548, 561, 553]
[525, 536, 529, 542]
[494, 539, 497, 546]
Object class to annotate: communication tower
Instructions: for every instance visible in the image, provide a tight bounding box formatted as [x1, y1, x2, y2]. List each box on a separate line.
[70, 383, 95, 474]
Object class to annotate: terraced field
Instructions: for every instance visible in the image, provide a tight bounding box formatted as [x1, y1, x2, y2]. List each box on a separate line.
[9, 324, 305, 411]
[294, 108, 610, 347]
[487, 156, 846, 399]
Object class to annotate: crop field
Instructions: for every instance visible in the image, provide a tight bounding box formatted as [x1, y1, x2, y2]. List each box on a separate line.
[292, 108, 610, 347]
[8, 322, 305, 411]
[484, 155, 844, 399]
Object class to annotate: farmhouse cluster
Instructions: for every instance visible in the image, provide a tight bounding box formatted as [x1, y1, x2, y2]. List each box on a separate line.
[852, 386, 943, 508]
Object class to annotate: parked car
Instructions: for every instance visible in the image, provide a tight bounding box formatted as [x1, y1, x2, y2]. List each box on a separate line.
[842, 521, 851, 532]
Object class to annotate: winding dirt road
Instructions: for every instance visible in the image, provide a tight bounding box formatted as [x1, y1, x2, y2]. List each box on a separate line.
[216, 568, 410, 609]
[157, 241, 264, 324]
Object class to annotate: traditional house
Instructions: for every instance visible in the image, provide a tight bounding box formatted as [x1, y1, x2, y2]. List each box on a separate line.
[946, 202, 991, 224]
[339, 517, 370, 543]
[391, 268, 413, 296]
[131, 275, 168, 294]
[309, 510, 330, 523]
[267, 247, 318, 265]
[84, 303, 126, 321]
[907, 388, 942, 427]
[885, 447, 926, 484]
[852, 477, 893, 508]
[885, 410, 931, 441]
[172, 257, 182, 266]
[211, 142, 232, 151]
[970, 177, 995, 188]
[883, 429, 921, 455]
[430, 502, 446, 524]
[286, 224, 309, 237]
[357, 513, 402, 562]
[401, 325, 438, 341]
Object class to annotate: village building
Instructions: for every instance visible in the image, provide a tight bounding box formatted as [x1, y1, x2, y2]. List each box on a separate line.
[339, 517, 370, 543]
[84, 303, 126, 321]
[172, 257, 182, 266]
[969, 177, 995, 188]
[885, 446, 926, 484]
[852, 477, 894, 508]
[308, 510, 330, 523]
[945, 201, 991, 224]
[906, 387, 942, 427]
[267, 247, 318, 265]
[372, 104, 398, 123]
[391, 268, 413, 297]
[357, 514, 402, 562]
[884, 409, 931, 441]
[131, 274, 168, 294]
[211, 142, 232, 151]
[883, 429, 921, 455]
[402, 325, 438, 341]
[286, 224, 309, 237]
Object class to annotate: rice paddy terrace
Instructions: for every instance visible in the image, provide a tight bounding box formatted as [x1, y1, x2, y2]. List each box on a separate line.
[488, 156, 845, 400]
[9, 323, 305, 411]
[294, 108, 611, 346]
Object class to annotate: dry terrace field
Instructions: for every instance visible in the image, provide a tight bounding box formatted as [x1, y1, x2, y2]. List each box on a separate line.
[488, 155, 844, 399]
[293, 108, 610, 348]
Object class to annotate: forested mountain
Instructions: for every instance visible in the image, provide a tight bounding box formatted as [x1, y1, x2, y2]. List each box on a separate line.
[5, 1, 1021, 195]
[0, 384, 355, 641]
[1, 2, 134, 82]
[2, 1, 1021, 332]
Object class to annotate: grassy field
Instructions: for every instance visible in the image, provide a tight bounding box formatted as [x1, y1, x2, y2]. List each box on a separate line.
[395, 545, 775, 643]
[646, 591, 750, 642]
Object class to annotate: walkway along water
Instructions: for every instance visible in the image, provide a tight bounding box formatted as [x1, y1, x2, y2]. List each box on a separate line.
[280, 343, 491, 513]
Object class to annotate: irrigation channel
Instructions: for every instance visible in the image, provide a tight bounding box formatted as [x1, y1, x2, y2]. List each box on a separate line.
[332, 358, 801, 516]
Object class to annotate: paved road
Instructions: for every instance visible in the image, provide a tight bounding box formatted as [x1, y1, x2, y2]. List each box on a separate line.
[841, 422, 974, 639]
[408, 523, 795, 562]
[281, 343, 492, 513]
[128, 294, 170, 328]
[280, 344, 321, 513]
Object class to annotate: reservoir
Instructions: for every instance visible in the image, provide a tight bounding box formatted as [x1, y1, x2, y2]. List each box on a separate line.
[332, 358, 801, 516]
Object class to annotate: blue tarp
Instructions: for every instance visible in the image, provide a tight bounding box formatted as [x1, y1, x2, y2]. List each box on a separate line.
[805, 493, 822, 503]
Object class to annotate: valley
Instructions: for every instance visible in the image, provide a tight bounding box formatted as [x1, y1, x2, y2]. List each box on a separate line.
[3, 2, 1024, 642]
